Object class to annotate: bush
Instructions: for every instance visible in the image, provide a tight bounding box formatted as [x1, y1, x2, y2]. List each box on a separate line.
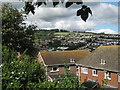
[2, 46, 45, 89]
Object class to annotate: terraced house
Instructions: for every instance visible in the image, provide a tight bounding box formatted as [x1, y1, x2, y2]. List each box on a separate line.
[38, 45, 120, 89]
[38, 50, 89, 81]
[77, 45, 120, 89]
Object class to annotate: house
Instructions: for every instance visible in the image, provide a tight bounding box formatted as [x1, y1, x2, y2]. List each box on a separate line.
[57, 47, 69, 50]
[38, 50, 90, 81]
[76, 45, 120, 89]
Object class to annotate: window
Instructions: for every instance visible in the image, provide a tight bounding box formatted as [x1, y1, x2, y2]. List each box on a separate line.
[92, 69, 98, 76]
[76, 66, 79, 70]
[50, 67, 59, 72]
[81, 67, 88, 74]
[101, 59, 106, 65]
[105, 71, 111, 80]
[118, 73, 120, 82]
[70, 58, 75, 63]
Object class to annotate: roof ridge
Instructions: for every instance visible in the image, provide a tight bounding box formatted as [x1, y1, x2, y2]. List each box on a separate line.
[40, 50, 90, 53]
[98, 45, 119, 48]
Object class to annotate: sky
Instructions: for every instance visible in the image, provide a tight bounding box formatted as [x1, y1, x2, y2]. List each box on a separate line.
[0, 0, 119, 34]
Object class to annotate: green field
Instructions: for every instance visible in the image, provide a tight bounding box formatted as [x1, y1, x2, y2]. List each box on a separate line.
[54, 32, 70, 35]
[54, 32, 94, 35]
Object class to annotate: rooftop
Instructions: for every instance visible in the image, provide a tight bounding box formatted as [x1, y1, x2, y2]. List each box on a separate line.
[40, 50, 90, 66]
[77, 45, 120, 72]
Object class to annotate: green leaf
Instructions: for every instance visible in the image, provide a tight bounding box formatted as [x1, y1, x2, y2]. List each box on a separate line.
[76, 2, 83, 5]
[76, 0, 83, 5]
[81, 10, 89, 22]
[24, 2, 31, 14]
[37, 0, 46, 5]
[86, 7, 92, 15]
[81, 5, 87, 9]
[37, 2, 43, 7]
[61, 0, 65, 3]
[77, 5, 92, 22]
[65, 0, 73, 8]
[30, 5, 35, 14]
[31, 9, 35, 14]
[53, 0, 59, 7]
[77, 9, 83, 16]
[43, 2, 46, 5]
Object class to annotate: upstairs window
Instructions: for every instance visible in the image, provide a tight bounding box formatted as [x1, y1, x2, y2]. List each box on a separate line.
[50, 67, 59, 72]
[81, 67, 88, 74]
[105, 71, 111, 80]
[70, 58, 75, 63]
[118, 73, 120, 83]
[101, 59, 106, 65]
[92, 69, 98, 76]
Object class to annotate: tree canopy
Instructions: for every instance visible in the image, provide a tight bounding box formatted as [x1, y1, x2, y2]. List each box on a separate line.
[2, 4, 37, 56]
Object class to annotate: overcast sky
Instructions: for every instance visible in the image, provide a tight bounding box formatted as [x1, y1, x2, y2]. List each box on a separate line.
[0, 0, 119, 34]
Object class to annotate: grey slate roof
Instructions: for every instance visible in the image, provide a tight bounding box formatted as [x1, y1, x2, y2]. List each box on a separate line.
[77, 45, 120, 72]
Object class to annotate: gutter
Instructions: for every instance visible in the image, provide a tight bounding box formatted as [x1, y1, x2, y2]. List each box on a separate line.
[76, 64, 119, 73]
[47, 63, 76, 67]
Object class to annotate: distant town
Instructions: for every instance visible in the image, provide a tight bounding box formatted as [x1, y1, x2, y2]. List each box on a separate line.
[34, 29, 120, 52]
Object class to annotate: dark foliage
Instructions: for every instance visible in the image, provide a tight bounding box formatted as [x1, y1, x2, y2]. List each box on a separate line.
[77, 5, 92, 22]
[23, 0, 92, 22]
[2, 4, 38, 56]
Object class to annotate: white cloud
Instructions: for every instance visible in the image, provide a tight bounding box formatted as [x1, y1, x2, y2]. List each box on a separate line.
[0, 0, 118, 33]
[26, 6, 75, 21]
[91, 3, 118, 25]
[54, 20, 96, 31]
[83, 0, 119, 2]
[22, 2, 118, 32]
[25, 15, 96, 31]
[96, 29, 118, 34]
[24, 4, 96, 31]
[87, 29, 118, 34]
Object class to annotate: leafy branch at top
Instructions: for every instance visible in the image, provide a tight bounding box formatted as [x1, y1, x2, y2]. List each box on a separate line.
[77, 5, 92, 22]
[23, 0, 92, 22]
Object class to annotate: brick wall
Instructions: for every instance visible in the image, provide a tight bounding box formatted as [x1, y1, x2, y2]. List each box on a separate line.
[38, 53, 78, 80]
[70, 66, 77, 75]
[38, 53, 119, 88]
[47, 66, 77, 75]
[79, 66, 119, 88]
[38, 53, 43, 63]
[118, 83, 120, 90]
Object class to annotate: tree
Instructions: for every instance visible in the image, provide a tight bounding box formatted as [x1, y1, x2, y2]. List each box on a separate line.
[48, 40, 61, 48]
[22, 0, 92, 22]
[2, 4, 37, 56]
[67, 42, 85, 50]
[2, 46, 45, 89]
